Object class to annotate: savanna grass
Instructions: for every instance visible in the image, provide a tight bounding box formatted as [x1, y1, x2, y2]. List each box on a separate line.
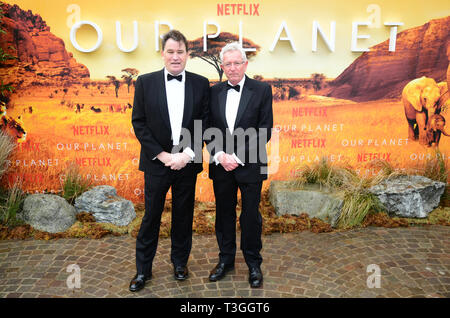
[61, 163, 92, 204]
[0, 130, 15, 178]
[0, 130, 24, 226]
[0, 179, 25, 226]
[294, 158, 395, 229]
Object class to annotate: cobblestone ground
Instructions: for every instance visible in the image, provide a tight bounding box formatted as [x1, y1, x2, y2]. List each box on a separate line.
[0, 226, 449, 298]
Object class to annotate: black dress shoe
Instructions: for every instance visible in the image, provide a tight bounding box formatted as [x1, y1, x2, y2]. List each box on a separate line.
[249, 267, 263, 288]
[174, 265, 188, 280]
[129, 273, 151, 292]
[209, 263, 234, 282]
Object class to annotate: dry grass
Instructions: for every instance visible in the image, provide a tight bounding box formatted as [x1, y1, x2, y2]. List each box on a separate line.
[0, 178, 26, 227]
[0, 129, 15, 178]
[292, 158, 386, 229]
[61, 162, 93, 204]
[290, 154, 449, 229]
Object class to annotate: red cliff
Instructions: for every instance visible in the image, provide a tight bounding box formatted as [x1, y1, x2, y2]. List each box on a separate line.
[0, 3, 90, 88]
[327, 16, 450, 102]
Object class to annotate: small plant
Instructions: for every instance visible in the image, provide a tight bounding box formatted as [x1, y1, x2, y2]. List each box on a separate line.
[421, 149, 448, 183]
[338, 183, 384, 229]
[0, 179, 26, 227]
[61, 163, 92, 204]
[0, 129, 16, 178]
[294, 158, 387, 229]
[294, 157, 358, 190]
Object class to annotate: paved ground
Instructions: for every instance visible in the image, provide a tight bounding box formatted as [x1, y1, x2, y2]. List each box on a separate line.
[0, 225, 449, 298]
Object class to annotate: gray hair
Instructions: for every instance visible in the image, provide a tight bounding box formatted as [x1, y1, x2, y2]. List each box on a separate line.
[220, 42, 247, 64]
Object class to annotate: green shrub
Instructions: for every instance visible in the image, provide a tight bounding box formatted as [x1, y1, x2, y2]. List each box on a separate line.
[61, 163, 92, 204]
[295, 158, 388, 229]
[0, 179, 25, 226]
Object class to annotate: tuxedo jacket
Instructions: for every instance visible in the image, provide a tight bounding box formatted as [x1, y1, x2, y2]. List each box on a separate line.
[207, 75, 273, 182]
[132, 69, 209, 176]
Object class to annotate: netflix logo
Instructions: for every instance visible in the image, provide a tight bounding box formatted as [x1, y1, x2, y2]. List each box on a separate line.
[292, 107, 327, 117]
[217, 3, 260, 16]
[75, 157, 112, 167]
[73, 125, 110, 136]
[7, 173, 44, 184]
[357, 153, 391, 162]
[291, 138, 326, 148]
[17, 142, 40, 152]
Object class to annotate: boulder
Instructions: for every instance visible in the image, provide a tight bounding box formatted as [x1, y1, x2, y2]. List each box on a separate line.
[74, 186, 136, 226]
[368, 175, 446, 218]
[21, 194, 76, 233]
[269, 181, 344, 227]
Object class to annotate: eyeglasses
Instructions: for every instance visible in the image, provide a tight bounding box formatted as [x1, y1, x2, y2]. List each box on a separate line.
[222, 61, 246, 68]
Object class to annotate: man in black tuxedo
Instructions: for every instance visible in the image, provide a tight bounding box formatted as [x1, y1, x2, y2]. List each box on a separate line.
[206, 42, 273, 288]
[130, 30, 209, 292]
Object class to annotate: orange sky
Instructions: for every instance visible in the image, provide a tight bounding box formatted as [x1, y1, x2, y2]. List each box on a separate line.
[5, 0, 450, 80]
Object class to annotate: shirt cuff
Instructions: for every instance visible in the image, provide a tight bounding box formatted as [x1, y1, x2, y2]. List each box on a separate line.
[232, 153, 244, 166]
[213, 151, 224, 165]
[183, 147, 195, 162]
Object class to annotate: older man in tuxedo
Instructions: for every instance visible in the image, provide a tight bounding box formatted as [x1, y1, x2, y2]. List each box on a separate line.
[206, 42, 273, 288]
[130, 30, 209, 292]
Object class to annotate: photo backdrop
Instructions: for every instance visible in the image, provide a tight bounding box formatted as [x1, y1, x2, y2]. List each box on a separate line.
[0, 0, 449, 202]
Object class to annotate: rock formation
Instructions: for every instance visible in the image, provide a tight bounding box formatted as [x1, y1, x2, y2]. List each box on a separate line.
[269, 181, 343, 227]
[21, 194, 76, 233]
[74, 186, 136, 226]
[0, 3, 90, 88]
[369, 175, 445, 218]
[327, 16, 450, 102]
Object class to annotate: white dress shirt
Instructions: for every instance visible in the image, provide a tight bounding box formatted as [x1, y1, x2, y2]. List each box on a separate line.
[165, 68, 185, 146]
[214, 76, 246, 166]
[153, 68, 194, 161]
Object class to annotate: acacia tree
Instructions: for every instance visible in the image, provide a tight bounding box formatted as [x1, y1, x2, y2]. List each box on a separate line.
[188, 32, 260, 81]
[311, 73, 326, 91]
[121, 68, 139, 93]
[106, 75, 121, 98]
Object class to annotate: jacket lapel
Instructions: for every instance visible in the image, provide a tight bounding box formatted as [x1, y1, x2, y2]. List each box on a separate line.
[218, 83, 228, 129]
[157, 69, 171, 132]
[182, 72, 193, 128]
[233, 76, 253, 130]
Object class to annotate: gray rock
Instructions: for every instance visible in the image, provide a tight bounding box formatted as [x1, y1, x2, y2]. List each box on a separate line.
[74, 185, 136, 226]
[368, 175, 445, 218]
[269, 181, 344, 227]
[21, 194, 76, 233]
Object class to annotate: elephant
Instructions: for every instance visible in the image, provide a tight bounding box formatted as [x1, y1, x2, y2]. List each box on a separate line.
[425, 114, 450, 147]
[402, 76, 441, 145]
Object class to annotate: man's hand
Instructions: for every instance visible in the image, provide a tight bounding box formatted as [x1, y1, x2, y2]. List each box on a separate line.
[218, 153, 239, 171]
[165, 152, 191, 170]
[156, 151, 172, 165]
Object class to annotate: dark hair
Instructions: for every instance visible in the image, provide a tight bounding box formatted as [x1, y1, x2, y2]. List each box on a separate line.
[162, 30, 189, 51]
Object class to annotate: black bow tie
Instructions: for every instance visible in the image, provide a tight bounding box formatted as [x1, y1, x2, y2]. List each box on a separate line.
[167, 73, 182, 82]
[227, 83, 240, 92]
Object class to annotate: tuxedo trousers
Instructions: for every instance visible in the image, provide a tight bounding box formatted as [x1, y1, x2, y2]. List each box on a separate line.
[212, 175, 263, 269]
[136, 170, 197, 275]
